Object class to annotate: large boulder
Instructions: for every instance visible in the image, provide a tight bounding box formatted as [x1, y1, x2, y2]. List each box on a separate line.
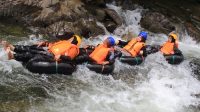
[115, 0, 138, 10]
[83, 1, 123, 33]
[42, 19, 105, 38]
[0, 0, 103, 37]
[137, 0, 200, 42]
[104, 8, 123, 26]
[185, 22, 200, 42]
[140, 12, 175, 34]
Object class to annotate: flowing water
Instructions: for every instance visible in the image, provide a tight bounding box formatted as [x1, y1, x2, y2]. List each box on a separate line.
[0, 5, 200, 112]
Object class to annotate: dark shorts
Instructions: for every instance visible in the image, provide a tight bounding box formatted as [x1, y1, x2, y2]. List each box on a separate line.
[13, 45, 54, 63]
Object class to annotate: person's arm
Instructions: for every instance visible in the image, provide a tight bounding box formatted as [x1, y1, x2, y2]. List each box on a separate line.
[103, 50, 115, 65]
[116, 40, 129, 47]
[140, 46, 147, 57]
[37, 41, 49, 47]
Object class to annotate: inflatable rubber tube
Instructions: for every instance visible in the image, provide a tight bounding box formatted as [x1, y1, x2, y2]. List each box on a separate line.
[120, 56, 143, 65]
[87, 63, 114, 74]
[164, 54, 184, 65]
[26, 61, 76, 75]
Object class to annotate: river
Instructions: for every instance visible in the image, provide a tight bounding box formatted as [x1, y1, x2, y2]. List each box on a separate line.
[0, 4, 200, 112]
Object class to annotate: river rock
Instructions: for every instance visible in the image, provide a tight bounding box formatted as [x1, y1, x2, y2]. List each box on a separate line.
[114, 0, 137, 10]
[140, 11, 175, 34]
[104, 21, 117, 33]
[190, 58, 200, 80]
[100, 8, 123, 33]
[43, 19, 105, 38]
[82, 0, 106, 8]
[95, 8, 107, 21]
[185, 21, 200, 42]
[104, 8, 123, 26]
[25, 86, 48, 98]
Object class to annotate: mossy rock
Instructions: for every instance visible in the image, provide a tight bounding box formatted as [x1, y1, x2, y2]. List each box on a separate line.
[0, 22, 29, 37]
[0, 85, 28, 102]
[25, 86, 49, 98]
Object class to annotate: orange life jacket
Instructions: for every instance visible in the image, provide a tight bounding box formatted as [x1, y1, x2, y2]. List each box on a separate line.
[123, 39, 145, 57]
[89, 44, 111, 64]
[160, 41, 178, 55]
[48, 40, 79, 59]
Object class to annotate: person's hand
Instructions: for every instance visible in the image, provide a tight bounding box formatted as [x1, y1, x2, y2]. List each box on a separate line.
[139, 51, 143, 55]
[102, 61, 109, 65]
[115, 40, 119, 45]
[54, 55, 61, 61]
[170, 51, 174, 54]
[37, 42, 47, 47]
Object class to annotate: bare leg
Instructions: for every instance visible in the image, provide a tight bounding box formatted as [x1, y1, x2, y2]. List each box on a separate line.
[1, 41, 15, 51]
[5, 47, 14, 60]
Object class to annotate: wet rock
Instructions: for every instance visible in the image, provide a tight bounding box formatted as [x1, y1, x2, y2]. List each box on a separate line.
[85, 6, 122, 33]
[82, 0, 106, 8]
[104, 0, 114, 3]
[115, 0, 138, 10]
[104, 8, 123, 26]
[0, 0, 125, 36]
[185, 21, 200, 42]
[25, 86, 48, 98]
[0, 0, 87, 35]
[190, 58, 200, 80]
[140, 11, 175, 34]
[44, 19, 105, 38]
[104, 21, 117, 33]
[73, 19, 105, 37]
[98, 8, 123, 33]
[95, 8, 107, 21]
[135, 0, 200, 42]
[0, 85, 28, 102]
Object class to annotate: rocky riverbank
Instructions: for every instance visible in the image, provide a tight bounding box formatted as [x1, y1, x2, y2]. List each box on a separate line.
[0, 0, 200, 41]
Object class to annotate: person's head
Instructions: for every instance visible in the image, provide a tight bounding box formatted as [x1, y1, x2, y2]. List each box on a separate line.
[168, 33, 178, 43]
[137, 31, 148, 42]
[103, 36, 115, 47]
[71, 35, 82, 46]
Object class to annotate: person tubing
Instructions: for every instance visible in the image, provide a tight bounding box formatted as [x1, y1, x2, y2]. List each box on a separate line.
[48, 35, 81, 60]
[123, 31, 147, 57]
[89, 37, 115, 64]
[160, 33, 178, 55]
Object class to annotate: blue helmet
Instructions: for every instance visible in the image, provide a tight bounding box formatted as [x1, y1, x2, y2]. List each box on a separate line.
[138, 31, 148, 40]
[107, 36, 115, 46]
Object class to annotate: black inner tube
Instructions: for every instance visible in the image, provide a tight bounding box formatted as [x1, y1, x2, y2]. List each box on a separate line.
[26, 55, 76, 75]
[164, 49, 184, 64]
[120, 56, 144, 65]
[87, 63, 114, 74]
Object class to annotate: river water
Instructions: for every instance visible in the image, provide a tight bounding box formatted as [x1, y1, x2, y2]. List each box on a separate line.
[0, 5, 200, 112]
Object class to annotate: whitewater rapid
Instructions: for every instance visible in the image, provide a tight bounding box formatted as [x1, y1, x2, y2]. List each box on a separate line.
[0, 4, 200, 112]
